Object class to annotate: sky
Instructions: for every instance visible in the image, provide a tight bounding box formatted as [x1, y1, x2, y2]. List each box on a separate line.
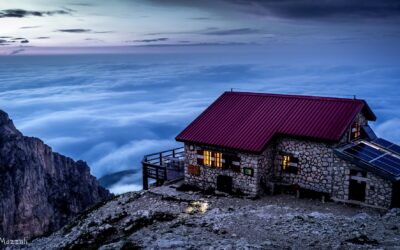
[0, 0, 400, 55]
[1, 1, 400, 194]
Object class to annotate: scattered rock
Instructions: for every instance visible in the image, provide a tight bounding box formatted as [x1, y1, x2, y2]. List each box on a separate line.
[21, 185, 400, 249]
[344, 234, 379, 245]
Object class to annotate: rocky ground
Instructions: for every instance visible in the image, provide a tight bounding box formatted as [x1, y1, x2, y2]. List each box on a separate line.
[11, 182, 400, 250]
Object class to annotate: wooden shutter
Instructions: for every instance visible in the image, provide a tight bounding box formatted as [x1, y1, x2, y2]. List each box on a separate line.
[222, 154, 230, 170]
[232, 155, 241, 172]
[197, 149, 203, 166]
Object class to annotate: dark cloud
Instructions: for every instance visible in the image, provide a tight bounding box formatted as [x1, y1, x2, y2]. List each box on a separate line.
[85, 38, 104, 42]
[227, 0, 400, 19]
[204, 28, 260, 35]
[0, 9, 71, 18]
[9, 49, 25, 55]
[20, 26, 41, 29]
[69, 3, 95, 7]
[128, 38, 169, 43]
[56, 29, 112, 34]
[148, 0, 400, 20]
[56, 29, 92, 33]
[189, 17, 211, 20]
[93, 31, 114, 34]
[137, 41, 253, 47]
[61, 7, 76, 13]
[0, 37, 26, 45]
[0, 36, 11, 38]
[36, 37, 50, 39]
[146, 27, 259, 36]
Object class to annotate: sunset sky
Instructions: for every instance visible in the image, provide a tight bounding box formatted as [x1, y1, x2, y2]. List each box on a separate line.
[1, 0, 400, 55]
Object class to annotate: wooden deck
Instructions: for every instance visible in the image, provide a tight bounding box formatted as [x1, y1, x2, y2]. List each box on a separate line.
[142, 147, 185, 190]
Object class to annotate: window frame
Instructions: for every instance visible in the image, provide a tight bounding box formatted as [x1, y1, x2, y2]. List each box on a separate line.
[214, 152, 222, 168]
[223, 153, 241, 172]
[203, 150, 212, 167]
[350, 121, 361, 141]
[281, 153, 299, 174]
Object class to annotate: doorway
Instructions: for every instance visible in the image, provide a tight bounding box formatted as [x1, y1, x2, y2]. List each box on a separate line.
[391, 181, 400, 208]
[217, 175, 232, 193]
[348, 169, 367, 202]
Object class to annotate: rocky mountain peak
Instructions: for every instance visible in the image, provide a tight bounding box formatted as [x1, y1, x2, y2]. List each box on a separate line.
[0, 110, 22, 137]
[0, 109, 112, 240]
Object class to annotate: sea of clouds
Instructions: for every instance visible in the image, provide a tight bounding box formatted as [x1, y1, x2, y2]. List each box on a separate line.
[1, 53, 399, 194]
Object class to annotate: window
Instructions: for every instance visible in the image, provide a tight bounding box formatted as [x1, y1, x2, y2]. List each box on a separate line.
[196, 149, 203, 165]
[214, 152, 222, 168]
[351, 122, 361, 140]
[204, 150, 212, 166]
[197, 149, 239, 171]
[281, 154, 298, 174]
[282, 155, 290, 171]
[223, 154, 241, 172]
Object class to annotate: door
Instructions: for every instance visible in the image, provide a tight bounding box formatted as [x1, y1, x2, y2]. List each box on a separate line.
[217, 175, 232, 193]
[348, 170, 366, 202]
[391, 181, 400, 208]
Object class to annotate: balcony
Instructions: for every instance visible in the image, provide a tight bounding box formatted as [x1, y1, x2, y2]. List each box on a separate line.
[142, 147, 185, 190]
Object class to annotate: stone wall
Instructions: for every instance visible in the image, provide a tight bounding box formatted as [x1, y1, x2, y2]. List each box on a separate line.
[275, 138, 336, 193]
[366, 173, 392, 208]
[182, 112, 394, 208]
[273, 136, 393, 208]
[184, 144, 262, 196]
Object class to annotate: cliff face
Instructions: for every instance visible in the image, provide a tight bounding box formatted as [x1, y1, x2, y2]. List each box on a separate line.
[0, 110, 111, 240]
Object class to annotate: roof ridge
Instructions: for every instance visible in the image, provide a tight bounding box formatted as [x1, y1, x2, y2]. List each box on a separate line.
[224, 91, 364, 103]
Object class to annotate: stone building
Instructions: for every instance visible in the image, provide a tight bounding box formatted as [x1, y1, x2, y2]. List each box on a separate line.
[176, 91, 400, 208]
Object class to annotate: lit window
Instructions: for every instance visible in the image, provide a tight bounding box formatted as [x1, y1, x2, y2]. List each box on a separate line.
[351, 122, 361, 140]
[281, 154, 298, 174]
[214, 152, 222, 168]
[204, 150, 212, 166]
[282, 155, 290, 171]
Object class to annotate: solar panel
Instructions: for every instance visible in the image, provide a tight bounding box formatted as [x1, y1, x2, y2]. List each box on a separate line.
[344, 143, 384, 162]
[373, 138, 393, 148]
[388, 144, 400, 155]
[339, 140, 400, 179]
[373, 138, 400, 155]
[372, 155, 400, 177]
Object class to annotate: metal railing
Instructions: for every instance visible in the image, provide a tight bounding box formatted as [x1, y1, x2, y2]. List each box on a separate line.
[142, 147, 185, 190]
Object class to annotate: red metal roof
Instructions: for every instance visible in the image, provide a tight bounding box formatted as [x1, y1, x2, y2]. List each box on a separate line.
[176, 92, 376, 153]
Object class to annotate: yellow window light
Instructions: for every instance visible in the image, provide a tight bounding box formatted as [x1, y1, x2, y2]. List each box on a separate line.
[204, 150, 212, 166]
[214, 152, 222, 168]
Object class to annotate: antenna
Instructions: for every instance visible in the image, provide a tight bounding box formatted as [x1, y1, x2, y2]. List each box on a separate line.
[353, 95, 356, 100]
[230, 88, 234, 92]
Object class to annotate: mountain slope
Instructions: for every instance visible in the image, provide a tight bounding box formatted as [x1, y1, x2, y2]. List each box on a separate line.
[23, 185, 400, 249]
[0, 110, 111, 240]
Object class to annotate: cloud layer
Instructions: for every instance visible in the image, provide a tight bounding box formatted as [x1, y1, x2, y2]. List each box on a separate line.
[149, 0, 400, 20]
[1, 54, 399, 191]
[0, 9, 70, 18]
